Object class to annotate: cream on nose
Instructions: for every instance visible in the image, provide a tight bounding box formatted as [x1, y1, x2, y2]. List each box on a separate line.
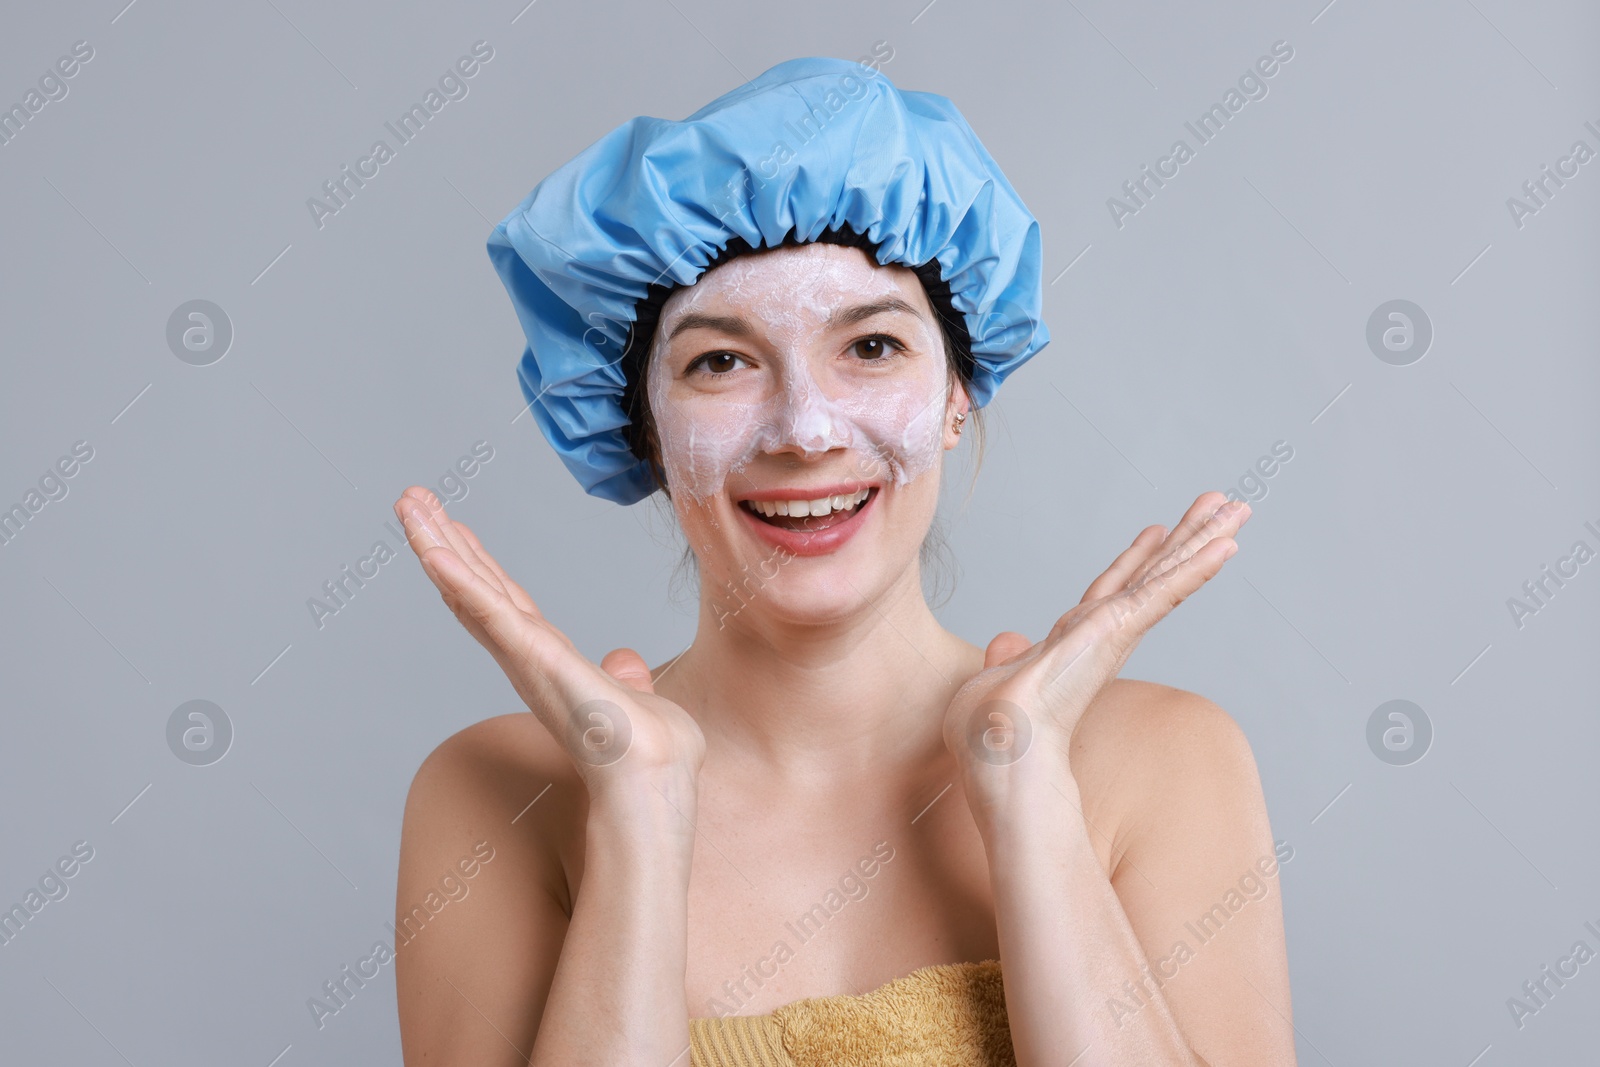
[769, 368, 852, 455]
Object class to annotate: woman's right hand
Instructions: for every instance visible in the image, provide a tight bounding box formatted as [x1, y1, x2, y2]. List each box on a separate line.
[392, 486, 705, 798]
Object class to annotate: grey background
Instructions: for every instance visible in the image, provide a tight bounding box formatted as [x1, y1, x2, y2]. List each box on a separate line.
[2, 0, 1596, 1064]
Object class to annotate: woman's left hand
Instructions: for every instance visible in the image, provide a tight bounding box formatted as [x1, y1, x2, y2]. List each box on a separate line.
[942, 490, 1251, 807]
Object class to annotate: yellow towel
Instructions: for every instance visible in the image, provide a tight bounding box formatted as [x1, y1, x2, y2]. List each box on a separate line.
[689, 959, 1014, 1067]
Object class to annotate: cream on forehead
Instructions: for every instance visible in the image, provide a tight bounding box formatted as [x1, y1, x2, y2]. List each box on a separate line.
[644, 244, 951, 504]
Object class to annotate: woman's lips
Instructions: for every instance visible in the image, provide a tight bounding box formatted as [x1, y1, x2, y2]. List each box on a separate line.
[735, 487, 878, 557]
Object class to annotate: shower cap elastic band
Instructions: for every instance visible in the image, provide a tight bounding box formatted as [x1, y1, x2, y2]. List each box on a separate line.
[486, 55, 1051, 505]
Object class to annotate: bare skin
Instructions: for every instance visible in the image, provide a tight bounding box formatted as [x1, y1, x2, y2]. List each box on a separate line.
[393, 244, 1295, 1066]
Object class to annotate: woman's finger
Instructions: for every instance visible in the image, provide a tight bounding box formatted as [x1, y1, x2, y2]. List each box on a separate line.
[1159, 492, 1232, 552]
[401, 489, 500, 591]
[450, 519, 547, 623]
[419, 545, 569, 711]
[1047, 541, 1227, 692]
[411, 544, 496, 649]
[601, 647, 656, 693]
[395, 490, 474, 571]
[1137, 493, 1244, 585]
[399, 487, 503, 593]
[1040, 511, 1244, 689]
[1081, 524, 1168, 602]
[396, 503, 501, 649]
[1081, 491, 1237, 605]
[394, 488, 584, 689]
[1118, 529, 1239, 634]
[419, 543, 639, 763]
[984, 631, 1034, 669]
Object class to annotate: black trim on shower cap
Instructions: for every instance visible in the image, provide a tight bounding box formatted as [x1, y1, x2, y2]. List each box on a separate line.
[617, 221, 976, 476]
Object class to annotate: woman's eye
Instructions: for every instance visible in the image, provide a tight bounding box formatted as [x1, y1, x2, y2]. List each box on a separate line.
[688, 352, 747, 375]
[852, 335, 904, 361]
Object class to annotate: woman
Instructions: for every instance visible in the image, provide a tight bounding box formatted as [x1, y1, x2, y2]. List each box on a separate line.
[392, 57, 1293, 1066]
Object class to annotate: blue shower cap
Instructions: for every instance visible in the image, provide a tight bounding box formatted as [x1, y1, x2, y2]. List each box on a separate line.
[486, 55, 1050, 505]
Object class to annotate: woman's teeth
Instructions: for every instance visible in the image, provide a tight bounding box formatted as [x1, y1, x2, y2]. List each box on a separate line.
[741, 488, 871, 519]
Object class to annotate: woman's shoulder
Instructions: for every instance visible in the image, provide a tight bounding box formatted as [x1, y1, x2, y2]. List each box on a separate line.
[400, 713, 585, 900]
[416, 710, 578, 777]
[1070, 678, 1263, 835]
[1075, 677, 1254, 762]
[407, 712, 584, 809]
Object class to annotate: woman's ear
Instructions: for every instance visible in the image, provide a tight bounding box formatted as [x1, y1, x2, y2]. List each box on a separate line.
[942, 382, 973, 451]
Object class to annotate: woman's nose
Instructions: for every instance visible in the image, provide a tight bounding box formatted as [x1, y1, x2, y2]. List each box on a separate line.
[767, 373, 852, 456]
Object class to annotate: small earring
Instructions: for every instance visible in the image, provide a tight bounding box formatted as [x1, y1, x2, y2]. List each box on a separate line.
[953, 411, 967, 434]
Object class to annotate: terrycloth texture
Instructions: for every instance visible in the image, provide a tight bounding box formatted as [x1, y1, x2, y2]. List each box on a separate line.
[486, 55, 1050, 505]
[689, 959, 1014, 1067]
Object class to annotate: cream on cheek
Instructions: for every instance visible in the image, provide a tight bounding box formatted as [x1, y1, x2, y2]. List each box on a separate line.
[644, 250, 951, 506]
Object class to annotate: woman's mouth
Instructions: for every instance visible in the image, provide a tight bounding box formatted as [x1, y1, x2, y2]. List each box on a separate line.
[738, 487, 874, 530]
[734, 485, 879, 556]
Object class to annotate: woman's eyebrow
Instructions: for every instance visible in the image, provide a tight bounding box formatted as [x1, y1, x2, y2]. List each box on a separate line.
[824, 297, 925, 331]
[666, 297, 926, 344]
[667, 313, 755, 342]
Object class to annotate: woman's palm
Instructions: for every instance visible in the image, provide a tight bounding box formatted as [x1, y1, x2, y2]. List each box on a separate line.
[393, 487, 705, 789]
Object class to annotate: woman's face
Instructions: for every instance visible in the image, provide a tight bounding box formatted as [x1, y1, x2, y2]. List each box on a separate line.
[646, 241, 968, 626]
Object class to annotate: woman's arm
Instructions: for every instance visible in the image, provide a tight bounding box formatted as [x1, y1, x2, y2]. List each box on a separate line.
[969, 686, 1294, 1066]
[533, 770, 700, 1065]
[944, 492, 1292, 1065]
[396, 724, 699, 1066]
[396, 722, 569, 1063]
[392, 487, 707, 1066]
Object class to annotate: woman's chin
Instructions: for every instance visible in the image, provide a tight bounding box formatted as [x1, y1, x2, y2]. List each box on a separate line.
[709, 583, 872, 631]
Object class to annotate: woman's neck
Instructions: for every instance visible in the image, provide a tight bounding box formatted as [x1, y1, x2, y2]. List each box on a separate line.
[653, 566, 985, 781]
